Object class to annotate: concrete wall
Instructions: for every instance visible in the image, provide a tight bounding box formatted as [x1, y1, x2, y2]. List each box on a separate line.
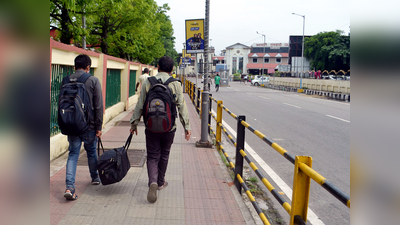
[50, 38, 154, 161]
[271, 77, 350, 93]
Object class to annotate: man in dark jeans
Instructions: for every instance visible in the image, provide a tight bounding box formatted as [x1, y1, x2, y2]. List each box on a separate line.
[130, 56, 191, 203]
[63, 54, 104, 200]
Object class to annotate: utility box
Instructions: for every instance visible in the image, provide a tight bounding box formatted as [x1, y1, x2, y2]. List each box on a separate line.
[219, 69, 229, 86]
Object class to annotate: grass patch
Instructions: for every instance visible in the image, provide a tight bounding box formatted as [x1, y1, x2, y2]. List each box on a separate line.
[219, 151, 230, 168]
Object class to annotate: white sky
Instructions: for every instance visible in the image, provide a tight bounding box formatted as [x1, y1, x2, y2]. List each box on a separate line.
[155, 0, 350, 55]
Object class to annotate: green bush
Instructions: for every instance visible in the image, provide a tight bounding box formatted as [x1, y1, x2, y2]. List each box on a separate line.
[233, 73, 241, 81]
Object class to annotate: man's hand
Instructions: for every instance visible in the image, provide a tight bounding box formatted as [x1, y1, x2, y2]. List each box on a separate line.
[185, 130, 191, 141]
[130, 128, 138, 135]
[96, 130, 102, 137]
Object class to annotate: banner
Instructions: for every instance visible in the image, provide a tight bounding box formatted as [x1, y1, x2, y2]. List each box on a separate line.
[185, 19, 204, 53]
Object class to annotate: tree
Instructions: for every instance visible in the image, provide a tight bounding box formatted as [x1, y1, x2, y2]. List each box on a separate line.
[50, 0, 93, 45]
[151, 4, 178, 66]
[50, 0, 176, 64]
[304, 30, 350, 71]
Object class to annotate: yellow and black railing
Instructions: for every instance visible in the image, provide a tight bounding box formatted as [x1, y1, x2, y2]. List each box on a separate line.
[185, 79, 350, 225]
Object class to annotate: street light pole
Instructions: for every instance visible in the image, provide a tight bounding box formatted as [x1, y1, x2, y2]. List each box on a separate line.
[256, 31, 266, 84]
[292, 13, 305, 78]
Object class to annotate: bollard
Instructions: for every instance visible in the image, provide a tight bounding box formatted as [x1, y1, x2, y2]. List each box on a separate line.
[234, 115, 245, 194]
[290, 156, 312, 225]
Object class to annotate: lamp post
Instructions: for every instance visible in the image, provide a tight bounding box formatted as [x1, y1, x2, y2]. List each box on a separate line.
[256, 31, 266, 84]
[292, 13, 305, 78]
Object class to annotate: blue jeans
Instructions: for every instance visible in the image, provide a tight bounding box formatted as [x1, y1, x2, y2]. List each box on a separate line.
[66, 130, 98, 189]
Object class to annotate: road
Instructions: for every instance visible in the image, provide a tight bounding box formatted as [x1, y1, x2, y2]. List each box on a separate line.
[188, 78, 350, 225]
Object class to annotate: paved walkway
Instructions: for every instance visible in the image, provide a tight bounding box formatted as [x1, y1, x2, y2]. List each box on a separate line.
[50, 93, 256, 225]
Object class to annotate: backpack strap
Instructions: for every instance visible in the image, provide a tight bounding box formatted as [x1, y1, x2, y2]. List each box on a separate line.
[164, 77, 182, 86]
[76, 73, 91, 84]
[148, 76, 159, 86]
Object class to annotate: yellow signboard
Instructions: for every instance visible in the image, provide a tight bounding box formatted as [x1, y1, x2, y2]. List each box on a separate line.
[185, 19, 204, 53]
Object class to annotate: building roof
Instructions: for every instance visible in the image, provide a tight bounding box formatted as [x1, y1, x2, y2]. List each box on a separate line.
[226, 43, 251, 49]
[248, 53, 289, 57]
[212, 56, 225, 60]
[246, 63, 287, 69]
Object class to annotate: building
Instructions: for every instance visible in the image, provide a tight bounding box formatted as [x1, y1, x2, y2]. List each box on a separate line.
[224, 43, 252, 75]
[247, 43, 290, 75]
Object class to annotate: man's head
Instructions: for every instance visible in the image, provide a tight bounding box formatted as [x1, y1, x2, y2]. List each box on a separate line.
[194, 33, 197, 38]
[157, 56, 174, 73]
[143, 68, 149, 74]
[75, 54, 91, 72]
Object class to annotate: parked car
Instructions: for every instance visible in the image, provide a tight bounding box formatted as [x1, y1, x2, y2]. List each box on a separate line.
[251, 76, 269, 86]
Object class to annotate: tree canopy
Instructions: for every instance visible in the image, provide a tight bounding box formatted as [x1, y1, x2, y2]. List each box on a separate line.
[50, 0, 177, 64]
[304, 30, 350, 71]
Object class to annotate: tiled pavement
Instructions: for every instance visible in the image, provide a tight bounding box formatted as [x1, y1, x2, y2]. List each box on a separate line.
[50, 93, 256, 225]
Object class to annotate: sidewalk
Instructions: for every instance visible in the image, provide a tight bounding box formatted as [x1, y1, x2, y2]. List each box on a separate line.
[50, 93, 256, 225]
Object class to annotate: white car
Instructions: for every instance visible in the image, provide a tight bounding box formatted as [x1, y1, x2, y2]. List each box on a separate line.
[251, 77, 269, 86]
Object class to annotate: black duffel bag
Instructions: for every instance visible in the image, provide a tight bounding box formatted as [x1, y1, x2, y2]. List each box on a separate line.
[97, 134, 132, 185]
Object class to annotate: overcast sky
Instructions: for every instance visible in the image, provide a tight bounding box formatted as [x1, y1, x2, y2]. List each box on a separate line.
[155, 0, 350, 55]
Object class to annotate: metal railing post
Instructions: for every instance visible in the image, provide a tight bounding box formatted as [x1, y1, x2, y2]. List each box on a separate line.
[290, 156, 311, 225]
[234, 115, 245, 194]
[216, 101, 223, 151]
[197, 89, 200, 114]
[199, 90, 203, 118]
[192, 83, 196, 104]
[208, 94, 212, 134]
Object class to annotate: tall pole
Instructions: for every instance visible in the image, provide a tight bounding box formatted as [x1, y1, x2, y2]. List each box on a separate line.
[196, 0, 212, 148]
[301, 15, 305, 78]
[292, 13, 305, 78]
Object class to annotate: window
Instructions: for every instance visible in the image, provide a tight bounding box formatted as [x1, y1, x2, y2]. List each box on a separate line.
[264, 58, 269, 63]
[239, 57, 243, 72]
[252, 58, 257, 63]
[276, 58, 281, 63]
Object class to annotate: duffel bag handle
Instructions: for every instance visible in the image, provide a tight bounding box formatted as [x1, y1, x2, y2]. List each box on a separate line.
[124, 133, 133, 150]
[97, 137, 105, 157]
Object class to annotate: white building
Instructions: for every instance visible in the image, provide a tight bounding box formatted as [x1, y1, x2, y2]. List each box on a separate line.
[225, 43, 251, 75]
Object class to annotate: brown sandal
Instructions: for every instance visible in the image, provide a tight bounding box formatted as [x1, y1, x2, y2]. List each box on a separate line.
[158, 181, 168, 190]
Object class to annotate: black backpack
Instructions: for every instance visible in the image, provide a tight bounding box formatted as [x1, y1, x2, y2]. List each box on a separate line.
[97, 135, 132, 185]
[143, 76, 180, 133]
[58, 73, 93, 135]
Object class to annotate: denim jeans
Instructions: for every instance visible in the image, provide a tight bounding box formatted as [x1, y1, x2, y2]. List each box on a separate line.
[66, 130, 98, 189]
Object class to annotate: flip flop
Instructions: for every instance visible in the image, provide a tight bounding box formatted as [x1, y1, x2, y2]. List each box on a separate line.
[64, 188, 78, 200]
[158, 181, 168, 190]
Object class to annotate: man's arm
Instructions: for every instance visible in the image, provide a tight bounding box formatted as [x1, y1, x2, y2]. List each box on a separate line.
[130, 79, 148, 133]
[93, 78, 103, 137]
[173, 83, 191, 132]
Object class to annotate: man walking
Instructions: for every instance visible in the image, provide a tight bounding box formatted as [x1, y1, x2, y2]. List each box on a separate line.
[137, 68, 150, 97]
[214, 74, 220, 92]
[61, 54, 103, 200]
[130, 56, 191, 203]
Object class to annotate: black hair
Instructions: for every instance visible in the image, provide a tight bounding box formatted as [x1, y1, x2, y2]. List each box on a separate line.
[143, 68, 149, 73]
[158, 56, 174, 73]
[74, 54, 91, 70]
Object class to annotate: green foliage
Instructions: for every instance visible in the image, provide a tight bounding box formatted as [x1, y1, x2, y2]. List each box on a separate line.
[50, 0, 176, 64]
[304, 30, 350, 71]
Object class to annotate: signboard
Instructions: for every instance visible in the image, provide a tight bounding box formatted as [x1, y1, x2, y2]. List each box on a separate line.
[251, 43, 289, 49]
[185, 19, 204, 53]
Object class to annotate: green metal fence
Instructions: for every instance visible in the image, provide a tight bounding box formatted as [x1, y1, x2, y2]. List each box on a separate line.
[105, 69, 121, 109]
[129, 70, 137, 96]
[50, 65, 94, 137]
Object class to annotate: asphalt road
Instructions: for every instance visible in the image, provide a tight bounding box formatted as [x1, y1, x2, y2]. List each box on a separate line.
[188, 78, 350, 225]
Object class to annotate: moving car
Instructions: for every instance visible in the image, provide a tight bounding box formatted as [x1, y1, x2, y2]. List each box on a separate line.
[251, 76, 269, 86]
